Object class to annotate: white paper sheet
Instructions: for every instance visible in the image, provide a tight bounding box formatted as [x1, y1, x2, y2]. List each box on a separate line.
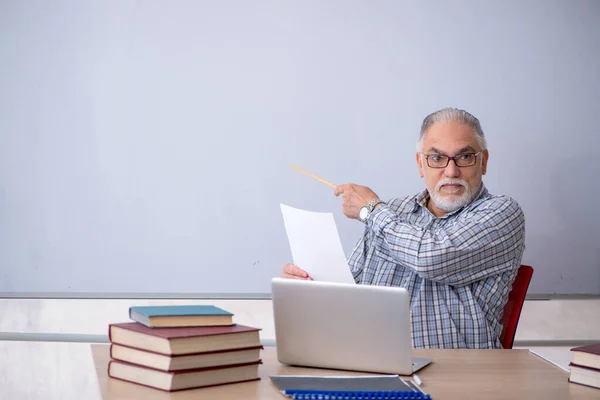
[280, 204, 355, 284]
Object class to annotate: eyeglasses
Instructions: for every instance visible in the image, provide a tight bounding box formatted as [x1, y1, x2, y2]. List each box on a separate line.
[421, 152, 481, 168]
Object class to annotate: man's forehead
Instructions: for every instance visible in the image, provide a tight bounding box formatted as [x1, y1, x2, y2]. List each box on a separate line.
[424, 142, 478, 154]
[422, 123, 481, 152]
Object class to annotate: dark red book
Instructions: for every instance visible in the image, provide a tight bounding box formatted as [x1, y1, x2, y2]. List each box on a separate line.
[108, 359, 261, 392]
[569, 362, 600, 390]
[108, 322, 261, 355]
[110, 343, 263, 371]
[571, 343, 600, 370]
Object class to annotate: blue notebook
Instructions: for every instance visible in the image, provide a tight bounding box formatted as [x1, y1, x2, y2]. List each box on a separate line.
[129, 305, 234, 328]
[281, 390, 430, 399]
[270, 375, 431, 399]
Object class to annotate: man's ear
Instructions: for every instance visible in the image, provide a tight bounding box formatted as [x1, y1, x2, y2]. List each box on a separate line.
[416, 153, 424, 178]
[481, 149, 489, 175]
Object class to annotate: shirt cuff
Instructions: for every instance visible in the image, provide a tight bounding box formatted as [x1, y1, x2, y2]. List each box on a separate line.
[366, 203, 397, 234]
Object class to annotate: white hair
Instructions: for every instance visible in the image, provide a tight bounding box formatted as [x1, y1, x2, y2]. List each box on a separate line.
[416, 107, 488, 152]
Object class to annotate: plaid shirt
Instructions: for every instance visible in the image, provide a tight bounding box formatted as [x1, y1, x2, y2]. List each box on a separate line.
[348, 185, 525, 349]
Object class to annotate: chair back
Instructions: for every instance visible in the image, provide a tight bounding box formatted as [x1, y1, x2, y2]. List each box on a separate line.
[500, 265, 534, 349]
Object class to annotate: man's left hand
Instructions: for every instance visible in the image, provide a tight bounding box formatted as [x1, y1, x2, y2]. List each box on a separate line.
[334, 184, 380, 220]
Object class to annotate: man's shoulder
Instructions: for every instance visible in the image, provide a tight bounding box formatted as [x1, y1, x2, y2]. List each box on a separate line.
[468, 191, 524, 219]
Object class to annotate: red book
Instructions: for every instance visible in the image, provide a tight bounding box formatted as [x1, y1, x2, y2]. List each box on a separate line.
[568, 362, 600, 390]
[110, 343, 263, 371]
[571, 343, 600, 370]
[108, 322, 261, 356]
[108, 359, 261, 392]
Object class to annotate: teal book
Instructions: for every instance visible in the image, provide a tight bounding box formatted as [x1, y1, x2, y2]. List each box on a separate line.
[129, 305, 234, 328]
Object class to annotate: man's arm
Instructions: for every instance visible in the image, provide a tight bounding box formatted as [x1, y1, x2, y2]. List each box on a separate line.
[366, 197, 525, 286]
[348, 232, 368, 283]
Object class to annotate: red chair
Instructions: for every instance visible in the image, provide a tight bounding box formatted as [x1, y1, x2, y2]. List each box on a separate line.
[499, 265, 534, 349]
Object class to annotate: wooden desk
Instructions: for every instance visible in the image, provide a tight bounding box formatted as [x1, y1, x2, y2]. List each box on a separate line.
[92, 345, 596, 400]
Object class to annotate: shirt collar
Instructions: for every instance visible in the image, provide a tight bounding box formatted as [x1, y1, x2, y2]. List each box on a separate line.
[413, 183, 488, 217]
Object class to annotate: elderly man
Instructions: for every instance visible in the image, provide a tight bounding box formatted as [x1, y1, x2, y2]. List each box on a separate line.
[282, 107, 525, 349]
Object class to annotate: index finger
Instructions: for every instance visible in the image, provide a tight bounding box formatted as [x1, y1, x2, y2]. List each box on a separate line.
[334, 184, 348, 197]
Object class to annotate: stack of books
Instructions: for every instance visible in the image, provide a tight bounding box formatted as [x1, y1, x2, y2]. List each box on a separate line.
[569, 343, 600, 390]
[107, 305, 262, 392]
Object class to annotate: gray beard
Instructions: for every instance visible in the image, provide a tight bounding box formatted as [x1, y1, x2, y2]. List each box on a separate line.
[429, 179, 477, 212]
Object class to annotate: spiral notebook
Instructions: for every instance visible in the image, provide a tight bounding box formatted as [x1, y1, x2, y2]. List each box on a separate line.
[270, 375, 432, 399]
[281, 391, 431, 399]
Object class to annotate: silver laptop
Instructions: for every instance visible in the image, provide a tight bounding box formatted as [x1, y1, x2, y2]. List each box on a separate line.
[271, 278, 431, 375]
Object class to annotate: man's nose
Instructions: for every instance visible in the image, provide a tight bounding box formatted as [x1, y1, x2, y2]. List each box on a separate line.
[444, 159, 461, 178]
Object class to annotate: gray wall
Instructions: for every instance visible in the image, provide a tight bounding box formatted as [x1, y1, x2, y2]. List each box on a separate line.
[1, 0, 599, 294]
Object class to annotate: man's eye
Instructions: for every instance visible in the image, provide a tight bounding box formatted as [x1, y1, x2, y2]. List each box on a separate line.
[431, 155, 444, 162]
[459, 154, 474, 160]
